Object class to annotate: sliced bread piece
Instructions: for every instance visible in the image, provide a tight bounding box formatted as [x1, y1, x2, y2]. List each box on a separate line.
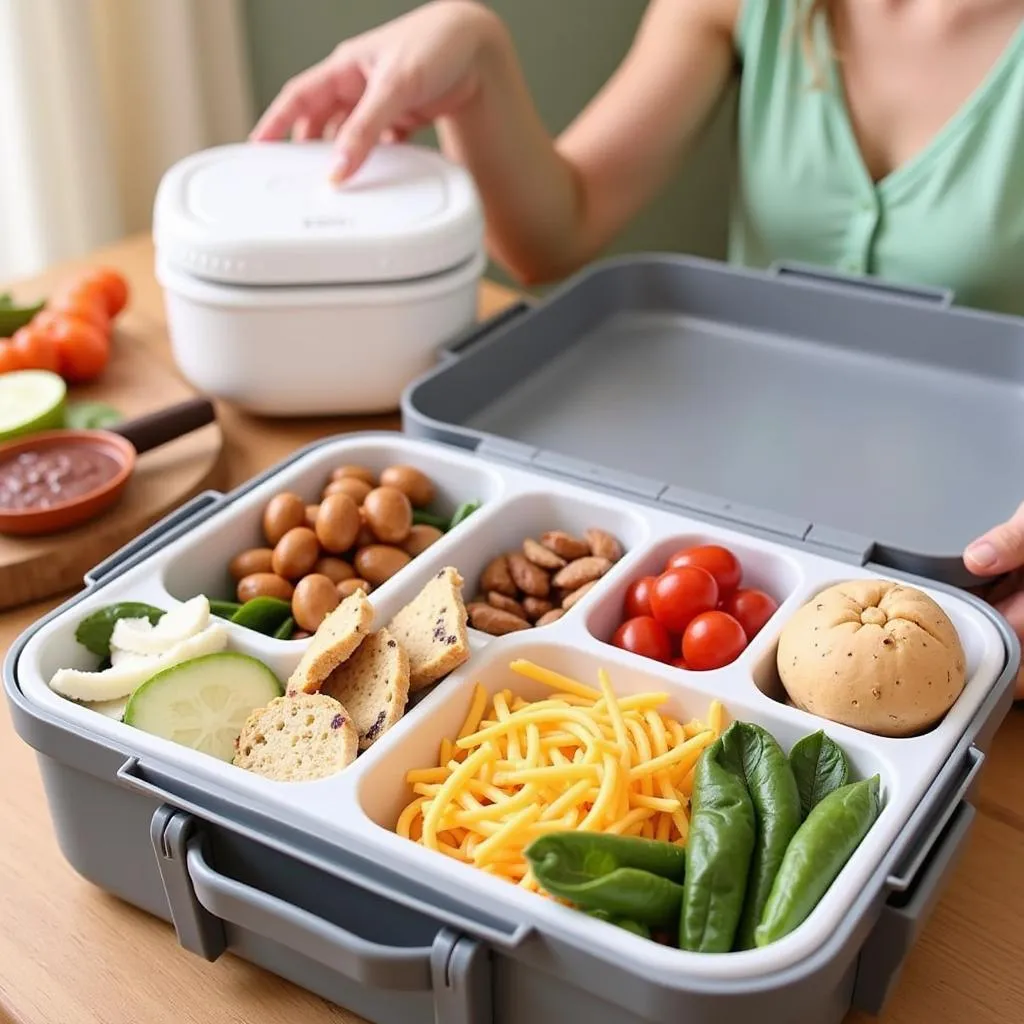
[232, 693, 358, 781]
[387, 567, 469, 692]
[321, 628, 410, 750]
[286, 590, 374, 695]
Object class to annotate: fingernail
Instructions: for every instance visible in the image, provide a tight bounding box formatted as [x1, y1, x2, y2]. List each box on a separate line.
[329, 153, 349, 185]
[966, 540, 998, 569]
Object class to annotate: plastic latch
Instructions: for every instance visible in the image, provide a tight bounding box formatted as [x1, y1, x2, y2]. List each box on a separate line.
[475, 436, 541, 466]
[149, 804, 227, 961]
[530, 452, 666, 501]
[430, 928, 493, 1024]
[802, 524, 876, 565]
[769, 260, 954, 308]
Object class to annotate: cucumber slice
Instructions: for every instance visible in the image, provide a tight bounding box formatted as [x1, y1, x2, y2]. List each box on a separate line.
[0, 370, 67, 440]
[124, 651, 283, 761]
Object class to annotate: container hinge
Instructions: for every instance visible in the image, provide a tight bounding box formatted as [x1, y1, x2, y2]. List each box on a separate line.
[430, 928, 493, 1024]
[475, 436, 541, 467]
[150, 804, 226, 962]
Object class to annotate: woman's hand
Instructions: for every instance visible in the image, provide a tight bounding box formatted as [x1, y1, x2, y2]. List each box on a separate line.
[965, 503, 1024, 698]
[250, 0, 501, 182]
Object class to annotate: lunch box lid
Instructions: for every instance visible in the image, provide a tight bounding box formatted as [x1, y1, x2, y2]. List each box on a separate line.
[403, 254, 1024, 588]
[152, 142, 484, 287]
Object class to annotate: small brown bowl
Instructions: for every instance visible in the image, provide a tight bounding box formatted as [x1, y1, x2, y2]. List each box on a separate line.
[0, 398, 216, 537]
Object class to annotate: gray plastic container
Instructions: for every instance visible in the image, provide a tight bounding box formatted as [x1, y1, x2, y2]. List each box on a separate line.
[5, 254, 1020, 1024]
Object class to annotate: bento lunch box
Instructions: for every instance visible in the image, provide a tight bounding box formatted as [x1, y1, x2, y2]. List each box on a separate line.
[6, 255, 1023, 1024]
[153, 141, 485, 417]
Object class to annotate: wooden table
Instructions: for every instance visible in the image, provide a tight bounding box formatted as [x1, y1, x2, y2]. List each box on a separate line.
[1, 236, 1022, 1024]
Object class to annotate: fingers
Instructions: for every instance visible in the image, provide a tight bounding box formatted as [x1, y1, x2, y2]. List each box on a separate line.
[964, 501, 1024, 576]
[250, 65, 339, 142]
[331, 66, 410, 181]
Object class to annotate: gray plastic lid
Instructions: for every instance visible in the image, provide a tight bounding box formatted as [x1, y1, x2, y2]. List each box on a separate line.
[403, 255, 1024, 588]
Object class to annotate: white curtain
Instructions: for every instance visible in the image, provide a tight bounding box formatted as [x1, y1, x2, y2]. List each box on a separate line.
[0, 0, 254, 279]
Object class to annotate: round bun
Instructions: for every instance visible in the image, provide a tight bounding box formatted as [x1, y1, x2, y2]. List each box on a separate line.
[776, 579, 966, 737]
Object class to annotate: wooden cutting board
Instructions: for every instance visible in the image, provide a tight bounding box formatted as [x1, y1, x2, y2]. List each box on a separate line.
[0, 271, 225, 611]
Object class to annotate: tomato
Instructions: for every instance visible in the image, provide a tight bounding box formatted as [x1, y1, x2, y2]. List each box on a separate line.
[612, 616, 674, 662]
[10, 325, 60, 373]
[667, 544, 742, 597]
[0, 339, 25, 374]
[40, 314, 110, 383]
[670, 656, 689, 670]
[721, 588, 779, 640]
[81, 268, 129, 318]
[50, 284, 110, 333]
[623, 575, 657, 618]
[649, 566, 718, 634]
[682, 611, 748, 670]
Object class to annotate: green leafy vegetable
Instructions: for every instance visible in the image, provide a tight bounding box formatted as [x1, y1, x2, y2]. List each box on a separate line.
[75, 603, 165, 658]
[789, 730, 852, 819]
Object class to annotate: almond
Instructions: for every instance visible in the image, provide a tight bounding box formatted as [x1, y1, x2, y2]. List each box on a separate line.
[586, 528, 623, 563]
[523, 537, 566, 570]
[553, 556, 613, 591]
[562, 580, 598, 610]
[468, 603, 532, 636]
[480, 555, 517, 597]
[508, 553, 551, 598]
[540, 531, 590, 561]
[536, 608, 565, 627]
[488, 591, 527, 618]
[522, 596, 554, 622]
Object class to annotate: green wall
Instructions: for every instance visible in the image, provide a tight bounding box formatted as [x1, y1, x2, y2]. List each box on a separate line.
[242, 0, 734, 287]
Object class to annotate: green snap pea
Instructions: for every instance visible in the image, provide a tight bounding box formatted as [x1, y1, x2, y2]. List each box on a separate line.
[789, 730, 852, 819]
[755, 775, 882, 948]
[585, 909, 652, 939]
[448, 500, 480, 530]
[229, 596, 293, 636]
[729, 723, 803, 950]
[679, 730, 757, 952]
[273, 616, 296, 641]
[412, 509, 451, 530]
[209, 599, 244, 620]
[525, 833, 685, 926]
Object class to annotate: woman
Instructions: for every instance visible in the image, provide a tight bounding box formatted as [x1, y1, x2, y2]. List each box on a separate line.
[253, 0, 1024, 691]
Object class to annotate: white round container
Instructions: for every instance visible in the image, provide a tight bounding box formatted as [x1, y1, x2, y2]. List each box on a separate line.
[153, 141, 486, 416]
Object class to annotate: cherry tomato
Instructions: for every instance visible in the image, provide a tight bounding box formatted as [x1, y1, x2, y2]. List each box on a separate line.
[667, 545, 742, 597]
[670, 656, 689, 670]
[50, 284, 110, 333]
[623, 575, 657, 618]
[0, 339, 24, 374]
[10, 325, 60, 373]
[721, 588, 779, 640]
[81, 268, 129, 318]
[649, 566, 718, 634]
[682, 611, 748, 670]
[39, 314, 110, 383]
[612, 616, 674, 662]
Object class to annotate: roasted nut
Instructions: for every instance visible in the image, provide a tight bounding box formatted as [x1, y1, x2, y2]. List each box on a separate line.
[536, 608, 565, 627]
[323, 477, 373, 504]
[316, 493, 361, 554]
[541, 531, 590, 560]
[262, 492, 306, 546]
[355, 544, 412, 586]
[508, 553, 550, 598]
[523, 537, 567, 570]
[362, 486, 413, 544]
[229, 547, 274, 581]
[480, 555, 517, 597]
[553, 556, 613, 591]
[402, 524, 443, 557]
[468, 603, 532, 636]
[380, 465, 435, 508]
[562, 580, 598, 610]
[237, 572, 294, 604]
[488, 591, 527, 618]
[271, 527, 320, 580]
[331, 465, 376, 486]
[292, 574, 341, 632]
[522, 596, 554, 622]
[337, 578, 372, 598]
[314, 556, 355, 584]
[586, 528, 623, 562]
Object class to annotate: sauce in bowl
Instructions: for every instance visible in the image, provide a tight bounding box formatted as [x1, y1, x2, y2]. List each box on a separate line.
[0, 445, 123, 512]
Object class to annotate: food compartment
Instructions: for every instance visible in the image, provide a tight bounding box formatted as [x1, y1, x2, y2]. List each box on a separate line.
[354, 635, 896, 968]
[587, 532, 803, 675]
[162, 437, 506, 642]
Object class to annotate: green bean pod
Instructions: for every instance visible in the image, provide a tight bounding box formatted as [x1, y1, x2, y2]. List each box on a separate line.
[755, 775, 882, 948]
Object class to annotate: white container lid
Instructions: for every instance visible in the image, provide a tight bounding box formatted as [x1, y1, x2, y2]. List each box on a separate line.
[153, 141, 484, 287]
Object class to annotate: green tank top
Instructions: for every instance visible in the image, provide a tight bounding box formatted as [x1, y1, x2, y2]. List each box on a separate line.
[730, 1, 1024, 316]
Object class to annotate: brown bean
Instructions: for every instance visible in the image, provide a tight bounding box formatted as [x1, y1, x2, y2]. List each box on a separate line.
[262, 492, 306, 546]
[362, 486, 413, 544]
[522, 596, 554, 622]
[314, 557, 355, 584]
[323, 477, 373, 504]
[292, 574, 341, 633]
[271, 527, 320, 580]
[331, 464, 376, 486]
[402, 524, 443, 557]
[304, 505, 320, 529]
[380, 465, 435, 508]
[355, 544, 412, 586]
[508, 553, 550, 598]
[354, 523, 378, 549]
[468, 603, 532, 636]
[237, 572, 294, 603]
[229, 547, 273, 581]
[488, 592, 527, 618]
[292, 630, 312, 641]
[337, 578, 372, 598]
[536, 608, 565, 627]
[315, 493, 361, 554]
[480, 555, 517, 597]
